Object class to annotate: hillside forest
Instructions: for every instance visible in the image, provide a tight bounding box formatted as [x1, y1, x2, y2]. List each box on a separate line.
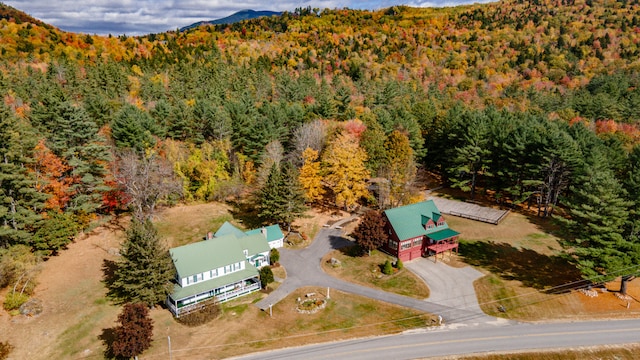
[2, 0, 640, 311]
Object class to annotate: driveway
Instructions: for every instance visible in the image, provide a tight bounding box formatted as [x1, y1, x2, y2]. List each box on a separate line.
[256, 218, 498, 324]
[405, 259, 486, 316]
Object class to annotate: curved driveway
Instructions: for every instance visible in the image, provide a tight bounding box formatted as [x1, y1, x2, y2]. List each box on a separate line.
[256, 222, 498, 325]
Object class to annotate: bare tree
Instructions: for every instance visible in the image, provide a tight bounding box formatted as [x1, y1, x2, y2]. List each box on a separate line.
[115, 150, 182, 221]
[291, 120, 327, 166]
[257, 140, 284, 187]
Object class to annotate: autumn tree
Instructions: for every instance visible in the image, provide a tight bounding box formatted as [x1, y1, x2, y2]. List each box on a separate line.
[381, 130, 416, 207]
[111, 303, 154, 359]
[322, 132, 370, 210]
[298, 147, 324, 203]
[351, 210, 388, 256]
[108, 220, 175, 306]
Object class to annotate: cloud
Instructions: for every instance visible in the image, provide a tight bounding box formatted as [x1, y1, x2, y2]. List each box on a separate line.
[3, 0, 486, 36]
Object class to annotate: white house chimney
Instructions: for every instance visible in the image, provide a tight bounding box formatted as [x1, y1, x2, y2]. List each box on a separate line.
[206, 231, 213, 240]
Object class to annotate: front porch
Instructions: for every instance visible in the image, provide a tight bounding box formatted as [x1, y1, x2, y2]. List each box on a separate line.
[168, 276, 261, 317]
[424, 228, 460, 263]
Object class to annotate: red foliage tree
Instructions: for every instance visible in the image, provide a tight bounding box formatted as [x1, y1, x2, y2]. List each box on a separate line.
[112, 303, 154, 359]
[350, 210, 388, 256]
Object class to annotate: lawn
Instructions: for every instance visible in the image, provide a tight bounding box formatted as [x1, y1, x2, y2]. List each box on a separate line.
[447, 210, 640, 322]
[321, 248, 430, 299]
[143, 286, 434, 359]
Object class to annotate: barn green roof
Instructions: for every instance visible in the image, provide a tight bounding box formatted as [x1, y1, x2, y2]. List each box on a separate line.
[237, 233, 270, 256]
[214, 221, 247, 239]
[384, 200, 452, 241]
[245, 224, 284, 244]
[169, 234, 246, 279]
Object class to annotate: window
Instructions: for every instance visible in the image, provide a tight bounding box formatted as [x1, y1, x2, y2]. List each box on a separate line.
[413, 238, 422, 247]
[389, 239, 398, 249]
[192, 275, 197, 283]
[401, 241, 411, 250]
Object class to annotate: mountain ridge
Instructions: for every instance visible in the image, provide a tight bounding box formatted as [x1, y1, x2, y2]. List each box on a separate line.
[179, 9, 282, 32]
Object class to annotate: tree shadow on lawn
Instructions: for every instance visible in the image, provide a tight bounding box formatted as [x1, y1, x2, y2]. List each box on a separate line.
[460, 241, 582, 293]
[228, 199, 263, 230]
[98, 327, 117, 359]
[328, 235, 354, 251]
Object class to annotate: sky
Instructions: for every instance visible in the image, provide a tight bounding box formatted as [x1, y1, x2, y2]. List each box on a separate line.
[4, 0, 492, 36]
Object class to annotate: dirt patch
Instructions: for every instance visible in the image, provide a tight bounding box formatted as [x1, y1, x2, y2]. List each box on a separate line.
[0, 224, 124, 360]
[476, 274, 640, 322]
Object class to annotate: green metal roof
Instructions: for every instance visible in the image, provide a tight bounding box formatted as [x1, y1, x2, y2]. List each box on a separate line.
[384, 200, 452, 241]
[170, 264, 258, 301]
[245, 224, 284, 244]
[214, 221, 247, 239]
[426, 228, 460, 241]
[237, 233, 270, 256]
[169, 234, 246, 279]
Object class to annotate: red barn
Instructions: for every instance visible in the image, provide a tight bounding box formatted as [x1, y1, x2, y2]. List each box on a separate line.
[382, 200, 460, 262]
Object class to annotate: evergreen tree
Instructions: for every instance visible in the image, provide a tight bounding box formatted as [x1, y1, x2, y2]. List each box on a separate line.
[259, 266, 274, 289]
[258, 164, 285, 224]
[561, 170, 638, 294]
[280, 162, 308, 231]
[257, 162, 306, 230]
[351, 210, 388, 256]
[111, 105, 158, 151]
[108, 220, 175, 306]
[32, 212, 80, 257]
[111, 303, 154, 359]
[0, 105, 46, 247]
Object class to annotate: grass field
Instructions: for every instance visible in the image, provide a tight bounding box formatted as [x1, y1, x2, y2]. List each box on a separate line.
[446, 210, 640, 321]
[321, 248, 430, 299]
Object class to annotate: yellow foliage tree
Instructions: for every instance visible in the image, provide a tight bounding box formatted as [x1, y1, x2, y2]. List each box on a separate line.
[299, 147, 324, 203]
[322, 132, 370, 210]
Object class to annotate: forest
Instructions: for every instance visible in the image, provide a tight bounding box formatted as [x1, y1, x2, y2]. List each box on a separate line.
[1, 0, 640, 312]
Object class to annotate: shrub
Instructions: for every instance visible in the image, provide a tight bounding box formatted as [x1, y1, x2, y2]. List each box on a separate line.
[175, 298, 220, 327]
[0, 341, 13, 360]
[395, 259, 404, 270]
[3, 292, 29, 311]
[382, 260, 393, 275]
[270, 248, 280, 265]
[259, 266, 274, 288]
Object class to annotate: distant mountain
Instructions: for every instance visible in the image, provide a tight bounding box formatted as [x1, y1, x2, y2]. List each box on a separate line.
[180, 9, 282, 32]
[0, 3, 50, 28]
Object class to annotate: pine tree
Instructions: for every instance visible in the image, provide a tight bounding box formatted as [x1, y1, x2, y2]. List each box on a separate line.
[0, 104, 46, 247]
[108, 220, 175, 306]
[280, 162, 307, 231]
[111, 303, 154, 359]
[258, 164, 285, 224]
[351, 210, 388, 256]
[561, 169, 638, 294]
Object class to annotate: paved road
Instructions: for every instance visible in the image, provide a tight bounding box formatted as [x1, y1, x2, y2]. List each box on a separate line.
[233, 319, 640, 360]
[256, 223, 495, 324]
